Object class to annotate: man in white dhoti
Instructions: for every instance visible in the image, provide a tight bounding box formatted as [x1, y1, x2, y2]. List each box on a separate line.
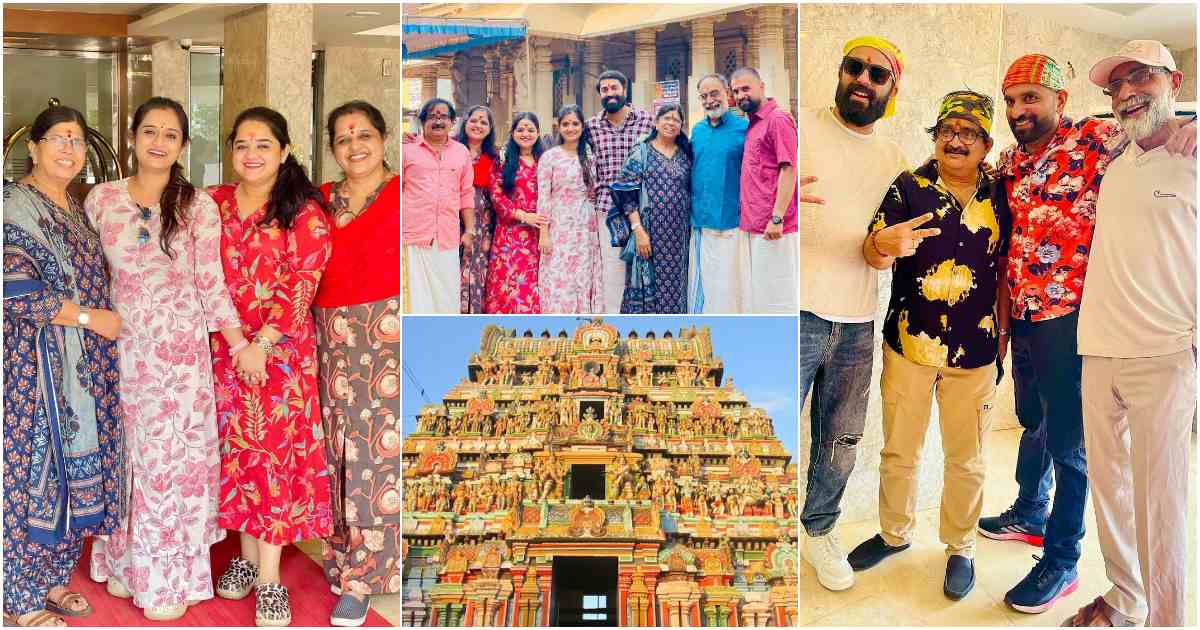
[402, 98, 475, 313]
[687, 73, 749, 313]
[731, 67, 799, 313]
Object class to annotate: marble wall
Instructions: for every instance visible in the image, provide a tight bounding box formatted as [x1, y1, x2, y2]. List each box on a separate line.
[318, 46, 402, 183]
[1178, 47, 1197, 103]
[222, 4, 314, 180]
[150, 39, 188, 108]
[797, 3, 1186, 525]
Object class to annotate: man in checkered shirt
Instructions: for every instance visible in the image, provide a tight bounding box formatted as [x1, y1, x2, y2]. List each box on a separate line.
[585, 69, 654, 313]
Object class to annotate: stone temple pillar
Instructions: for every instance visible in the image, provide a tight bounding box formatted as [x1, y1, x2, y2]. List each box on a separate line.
[532, 36, 555, 125]
[755, 6, 791, 114]
[633, 27, 660, 113]
[686, 16, 719, 129]
[583, 39, 606, 115]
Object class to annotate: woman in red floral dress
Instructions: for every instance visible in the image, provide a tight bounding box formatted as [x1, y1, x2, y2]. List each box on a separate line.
[484, 112, 545, 313]
[208, 107, 333, 627]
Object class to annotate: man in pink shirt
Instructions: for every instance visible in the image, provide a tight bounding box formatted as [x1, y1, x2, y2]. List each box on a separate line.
[402, 98, 475, 313]
[732, 67, 798, 313]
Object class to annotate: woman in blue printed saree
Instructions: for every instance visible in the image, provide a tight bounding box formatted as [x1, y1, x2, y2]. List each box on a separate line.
[608, 103, 693, 314]
[2, 105, 125, 628]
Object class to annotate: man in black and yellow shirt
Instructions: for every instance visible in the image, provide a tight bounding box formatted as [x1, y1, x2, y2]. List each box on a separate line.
[847, 90, 1010, 600]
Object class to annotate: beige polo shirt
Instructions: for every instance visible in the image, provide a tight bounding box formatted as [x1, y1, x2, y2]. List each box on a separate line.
[799, 106, 908, 321]
[1078, 143, 1197, 358]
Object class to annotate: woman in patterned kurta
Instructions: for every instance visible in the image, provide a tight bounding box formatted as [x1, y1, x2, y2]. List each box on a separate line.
[3, 107, 125, 627]
[209, 107, 333, 627]
[85, 98, 246, 622]
[316, 101, 401, 626]
[485, 112, 545, 314]
[537, 105, 603, 313]
[611, 104, 693, 313]
[454, 106, 498, 313]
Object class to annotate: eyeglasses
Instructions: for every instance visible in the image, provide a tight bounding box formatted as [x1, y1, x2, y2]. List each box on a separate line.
[38, 135, 87, 151]
[1103, 66, 1169, 97]
[841, 56, 893, 86]
[699, 89, 725, 103]
[136, 205, 151, 246]
[935, 125, 983, 146]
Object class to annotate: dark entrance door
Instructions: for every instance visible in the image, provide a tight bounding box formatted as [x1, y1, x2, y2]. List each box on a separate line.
[551, 556, 619, 626]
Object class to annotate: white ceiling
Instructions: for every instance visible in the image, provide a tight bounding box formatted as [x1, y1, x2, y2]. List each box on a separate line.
[6, 3, 400, 48]
[1010, 3, 1196, 50]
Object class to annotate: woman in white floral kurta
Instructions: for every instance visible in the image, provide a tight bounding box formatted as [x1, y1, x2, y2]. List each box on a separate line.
[84, 98, 248, 622]
[536, 106, 603, 313]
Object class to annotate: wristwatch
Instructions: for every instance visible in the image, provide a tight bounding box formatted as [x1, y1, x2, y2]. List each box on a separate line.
[76, 307, 90, 327]
[770, 215, 784, 225]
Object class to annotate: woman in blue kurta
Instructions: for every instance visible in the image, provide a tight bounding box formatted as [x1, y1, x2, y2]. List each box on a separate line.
[2, 105, 125, 627]
[610, 103, 693, 314]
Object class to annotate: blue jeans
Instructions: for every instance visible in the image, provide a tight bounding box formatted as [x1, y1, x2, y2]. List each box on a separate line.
[1010, 311, 1088, 568]
[799, 311, 874, 536]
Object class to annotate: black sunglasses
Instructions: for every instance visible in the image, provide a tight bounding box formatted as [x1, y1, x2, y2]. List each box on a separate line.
[841, 56, 893, 86]
[136, 205, 151, 246]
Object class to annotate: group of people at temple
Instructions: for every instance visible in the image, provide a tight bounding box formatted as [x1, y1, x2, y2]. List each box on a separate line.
[402, 66, 799, 314]
[3, 98, 400, 627]
[799, 36, 1196, 626]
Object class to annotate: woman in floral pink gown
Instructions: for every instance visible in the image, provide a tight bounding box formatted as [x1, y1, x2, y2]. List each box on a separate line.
[85, 97, 248, 622]
[484, 112, 545, 313]
[537, 105, 603, 313]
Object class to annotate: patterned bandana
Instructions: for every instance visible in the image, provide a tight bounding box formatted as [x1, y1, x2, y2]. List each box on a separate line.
[1003, 54, 1067, 91]
[842, 35, 905, 119]
[936, 90, 994, 135]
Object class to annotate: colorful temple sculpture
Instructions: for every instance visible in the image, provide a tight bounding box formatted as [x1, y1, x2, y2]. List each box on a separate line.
[401, 320, 798, 627]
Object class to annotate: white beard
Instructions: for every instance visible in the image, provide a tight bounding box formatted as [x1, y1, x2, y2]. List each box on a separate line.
[1117, 90, 1175, 142]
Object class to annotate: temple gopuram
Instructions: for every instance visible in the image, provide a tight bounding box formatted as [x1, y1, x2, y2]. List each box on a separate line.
[401, 320, 798, 627]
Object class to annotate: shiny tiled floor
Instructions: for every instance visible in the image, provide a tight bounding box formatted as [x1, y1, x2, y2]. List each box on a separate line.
[295, 539, 400, 625]
[800, 428, 1197, 626]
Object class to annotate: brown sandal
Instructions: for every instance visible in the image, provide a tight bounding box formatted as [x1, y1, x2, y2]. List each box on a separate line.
[4, 610, 67, 627]
[43, 590, 91, 618]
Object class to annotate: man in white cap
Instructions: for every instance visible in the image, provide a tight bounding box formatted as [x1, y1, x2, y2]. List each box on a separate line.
[1064, 40, 1196, 627]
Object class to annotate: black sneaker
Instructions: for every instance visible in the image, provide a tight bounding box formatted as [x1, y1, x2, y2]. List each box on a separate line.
[847, 534, 910, 571]
[943, 555, 975, 600]
[978, 505, 1046, 547]
[1005, 555, 1079, 614]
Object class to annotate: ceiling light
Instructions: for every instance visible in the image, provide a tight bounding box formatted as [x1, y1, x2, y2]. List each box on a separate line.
[348, 10, 382, 17]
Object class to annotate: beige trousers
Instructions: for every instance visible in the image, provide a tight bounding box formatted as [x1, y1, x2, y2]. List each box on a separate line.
[878, 344, 996, 557]
[1082, 349, 1196, 626]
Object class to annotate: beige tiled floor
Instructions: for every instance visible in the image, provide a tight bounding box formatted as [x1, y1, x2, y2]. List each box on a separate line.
[295, 539, 400, 625]
[800, 428, 1197, 626]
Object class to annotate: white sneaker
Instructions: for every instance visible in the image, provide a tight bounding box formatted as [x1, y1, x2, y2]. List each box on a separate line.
[802, 531, 855, 591]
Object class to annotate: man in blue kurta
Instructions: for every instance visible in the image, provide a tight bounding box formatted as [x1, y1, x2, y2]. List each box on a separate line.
[687, 73, 749, 313]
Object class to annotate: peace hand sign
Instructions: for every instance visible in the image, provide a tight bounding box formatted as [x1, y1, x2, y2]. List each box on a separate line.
[875, 212, 941, 257]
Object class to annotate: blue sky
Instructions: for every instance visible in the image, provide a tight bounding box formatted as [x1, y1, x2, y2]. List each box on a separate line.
[402, 316, 798, 456]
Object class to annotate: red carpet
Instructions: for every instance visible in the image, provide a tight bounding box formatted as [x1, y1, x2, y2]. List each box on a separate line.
[64, 536, 392, 627]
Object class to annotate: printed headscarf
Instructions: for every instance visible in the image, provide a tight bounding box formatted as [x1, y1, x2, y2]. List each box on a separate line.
[936, 90, 994, 136]
[1002, 54, 1067, 91]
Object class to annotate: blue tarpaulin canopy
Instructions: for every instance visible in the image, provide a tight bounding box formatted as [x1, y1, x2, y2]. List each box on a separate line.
[403, 18, 526, 60]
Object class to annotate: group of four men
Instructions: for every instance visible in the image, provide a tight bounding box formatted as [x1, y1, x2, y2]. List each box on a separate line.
[800, 36, 1196, 626]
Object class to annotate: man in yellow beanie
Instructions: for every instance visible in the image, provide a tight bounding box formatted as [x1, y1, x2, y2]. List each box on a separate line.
[798, 35, 908, 593]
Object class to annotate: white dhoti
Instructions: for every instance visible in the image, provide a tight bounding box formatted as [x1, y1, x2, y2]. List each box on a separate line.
[687, 227, 747, 313]
[404, 243, 460, 314]
[738, 230, 799, 313]
[596, 213, 627, 313]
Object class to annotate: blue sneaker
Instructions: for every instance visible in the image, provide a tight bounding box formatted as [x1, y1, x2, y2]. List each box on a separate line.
[1005, 556, 1080, 614]
[978, 505, 1046, 547]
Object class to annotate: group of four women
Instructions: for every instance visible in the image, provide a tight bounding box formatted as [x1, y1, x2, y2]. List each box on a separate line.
[451, 102, 694, 314]
[2, 97, 399, 627]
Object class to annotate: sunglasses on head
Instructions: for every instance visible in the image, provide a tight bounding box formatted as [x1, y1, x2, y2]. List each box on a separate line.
[841, 56, 893, 86]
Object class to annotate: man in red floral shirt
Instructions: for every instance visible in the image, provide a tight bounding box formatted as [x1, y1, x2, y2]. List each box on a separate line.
[980, 53, 1195, 616]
